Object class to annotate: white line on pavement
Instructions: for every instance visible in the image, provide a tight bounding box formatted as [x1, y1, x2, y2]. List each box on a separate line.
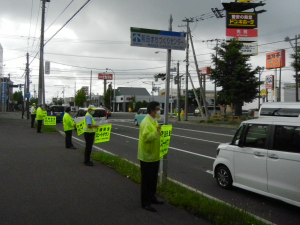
[111, 132, 216, 160]
[111, 124, 224, 143]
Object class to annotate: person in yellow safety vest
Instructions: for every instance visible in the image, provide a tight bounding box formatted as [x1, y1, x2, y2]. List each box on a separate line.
[138, 101, 164, 212]
[30, 103, 37, 128]
[36, 104, 44, 133]
[83, 106, 99, 166]
[63, 107, 76, 149]
[180, 109, 185, 118]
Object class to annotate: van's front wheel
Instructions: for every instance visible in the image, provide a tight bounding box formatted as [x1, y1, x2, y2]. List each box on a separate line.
[134, 120, 139, 126]
[216, 166, 232, 189]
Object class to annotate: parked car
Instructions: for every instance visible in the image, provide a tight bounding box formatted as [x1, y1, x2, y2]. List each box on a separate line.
[47, 105, 68, 123]
[259, 102, 300, 119]
[134, 108, 164, 126]
[194, 106, 221, 116]
[73, 107, 107, 125]
[213, 117, 300, 207]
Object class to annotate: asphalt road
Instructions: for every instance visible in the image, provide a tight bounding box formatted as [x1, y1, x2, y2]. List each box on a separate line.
[56, 112, 300, 225]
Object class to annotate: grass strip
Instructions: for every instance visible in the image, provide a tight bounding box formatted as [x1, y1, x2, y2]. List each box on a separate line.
[91, 151, 267, 225]
[34, 122, 59, 133]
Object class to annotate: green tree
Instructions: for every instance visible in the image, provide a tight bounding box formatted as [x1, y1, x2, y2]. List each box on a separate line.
[75, 89, 87, 107]
[30, 97, 38, 106]
[103, 84, 113, 109]
[210, 39, 261, 116]
[12, 91, 23, 104]
[56, 98, 63, 106]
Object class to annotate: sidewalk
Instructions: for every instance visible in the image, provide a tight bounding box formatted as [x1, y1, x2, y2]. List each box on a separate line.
[0, 112, 209, 225]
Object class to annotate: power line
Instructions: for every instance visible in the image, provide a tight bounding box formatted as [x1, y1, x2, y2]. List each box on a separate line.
[45, 0, 74, 32]
[45, 0, 92, 46]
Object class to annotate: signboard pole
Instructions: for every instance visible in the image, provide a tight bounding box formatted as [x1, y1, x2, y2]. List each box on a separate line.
[161, 14, 173, 184]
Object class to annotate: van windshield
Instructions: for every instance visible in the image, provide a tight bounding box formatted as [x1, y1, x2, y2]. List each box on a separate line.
[260, 108, 300, 117]
[50, 106, 65, 112]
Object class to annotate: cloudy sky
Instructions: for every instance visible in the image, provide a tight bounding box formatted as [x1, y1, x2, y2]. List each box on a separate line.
[0, 0, 299, 103]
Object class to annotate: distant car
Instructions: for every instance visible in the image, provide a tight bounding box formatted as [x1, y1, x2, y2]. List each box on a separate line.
[194, 106, 221, 116]
[47, 105, 68, 123]
[101, 106, 111, 118]
[74, 107, 107, 125]
[134, 108, 164, 126]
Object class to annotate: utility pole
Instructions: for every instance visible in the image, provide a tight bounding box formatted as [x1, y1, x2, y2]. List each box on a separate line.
[161, 14, 172, 184]
[176, 61, 181, 121]
[90, 70, 92, 105]
[182, 18, 193, 121]
[26, 53, 30, 119]
[285, 35, 300, 101]
[189, 26, 209, 119]
[38, 0, 50, 109]
[257, 66, 265, 108]
[74, 82, 76, 108]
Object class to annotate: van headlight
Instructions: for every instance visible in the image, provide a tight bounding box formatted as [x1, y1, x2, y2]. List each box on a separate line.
[216, 148, 220, 156]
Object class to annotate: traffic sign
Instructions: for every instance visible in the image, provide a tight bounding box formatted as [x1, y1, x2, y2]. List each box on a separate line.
[130, 27, 186, 51]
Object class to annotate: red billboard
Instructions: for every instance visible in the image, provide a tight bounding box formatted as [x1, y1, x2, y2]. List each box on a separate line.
[199, 67, 211, 75]
[266, 50, 286, 69]
[98, 73, 113, 80]
[226, 28, 258, 42]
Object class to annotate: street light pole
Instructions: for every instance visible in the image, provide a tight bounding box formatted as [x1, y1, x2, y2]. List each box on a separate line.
[106, 68, 116, 112]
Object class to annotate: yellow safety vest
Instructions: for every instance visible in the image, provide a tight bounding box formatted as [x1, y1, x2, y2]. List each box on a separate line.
[31, 106, 37, 115]
[83, 112, 96, 133]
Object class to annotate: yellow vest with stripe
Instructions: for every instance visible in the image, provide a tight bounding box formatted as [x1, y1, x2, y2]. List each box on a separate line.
[31, 106, 37, 115]
[84, 112, 97, 133]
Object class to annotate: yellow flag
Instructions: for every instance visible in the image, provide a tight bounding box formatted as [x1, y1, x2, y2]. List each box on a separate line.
[95, 124, 112, 143]
[160, 125, 172, 157]
[44, 116, 56, 125]
[76, 120, 86, 136]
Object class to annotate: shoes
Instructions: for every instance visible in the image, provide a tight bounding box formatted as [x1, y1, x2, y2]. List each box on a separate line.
[152, 199, 164, 204]
[31, 127, 35, 128]
[37, 131, 42, 133]
[84, 161, 94, 166]
[142, 205, 157, 212]
[70, 146, 77, 149]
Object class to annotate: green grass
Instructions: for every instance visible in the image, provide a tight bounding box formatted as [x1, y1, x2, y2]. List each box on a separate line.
[91, 151, 268, 225]
[34, 123, 59, 133]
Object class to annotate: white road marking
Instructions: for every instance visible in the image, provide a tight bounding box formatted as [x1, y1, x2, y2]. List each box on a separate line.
[173, 127, 233, 137]
[111, 124, 222, 144]
[111, 132, 216, 160]
[206, 170, 214, 175]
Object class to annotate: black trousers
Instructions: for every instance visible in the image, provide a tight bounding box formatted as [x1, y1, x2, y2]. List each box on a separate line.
[31, 114, 36, 127]
[140, 160, 160, 207]
[84, 132, 95, 163]
[37, 120, 42, 132]
[65, 130, 74, 148]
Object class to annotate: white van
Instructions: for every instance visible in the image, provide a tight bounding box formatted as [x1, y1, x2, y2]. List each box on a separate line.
[213, 117, 300, 207]
[259, 102, 300, 118]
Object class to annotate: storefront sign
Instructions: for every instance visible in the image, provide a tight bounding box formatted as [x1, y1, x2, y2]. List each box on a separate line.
[226, 12, 257, 28]
[226, 28, 258, 42]
[265, 75, 274, 90]
[266, 50, 286, 69]
[98, 74, 113, 80]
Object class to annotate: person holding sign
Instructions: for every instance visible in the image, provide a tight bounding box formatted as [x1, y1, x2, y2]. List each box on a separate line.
[83, 106, 99, 166]
[138, 101, 164, 212]
[63, 107, 76, 149]
[36, 104, 43, 133]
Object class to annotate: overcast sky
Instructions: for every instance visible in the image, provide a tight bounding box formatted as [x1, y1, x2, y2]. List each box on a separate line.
[1, 0, 299, 103]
